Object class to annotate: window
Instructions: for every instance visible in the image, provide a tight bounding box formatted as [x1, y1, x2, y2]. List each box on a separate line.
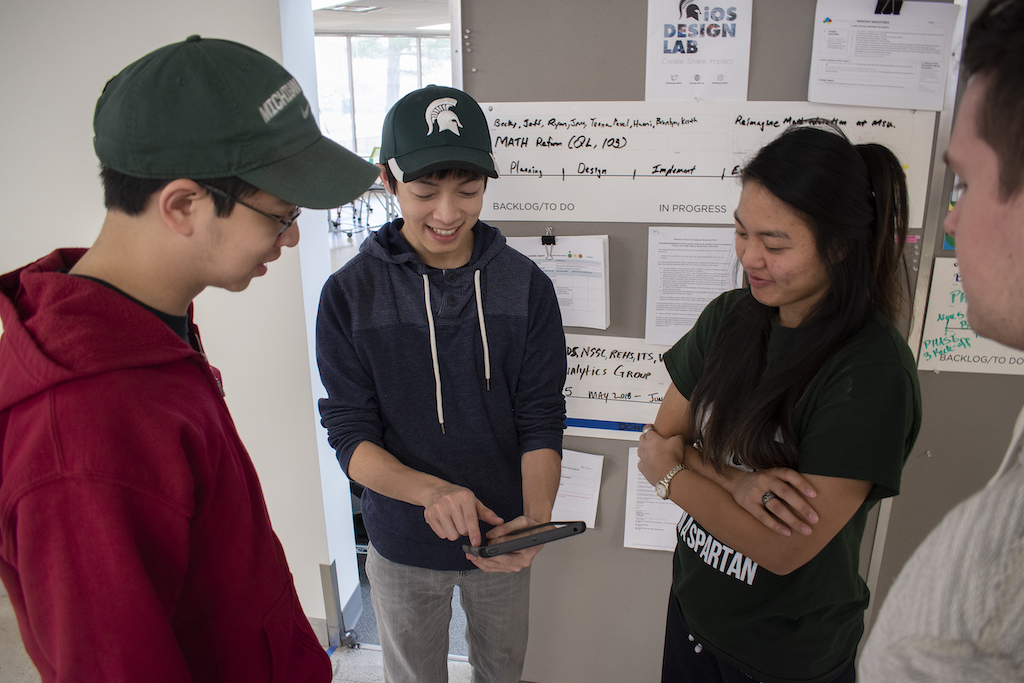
[315, 35, 452, 159]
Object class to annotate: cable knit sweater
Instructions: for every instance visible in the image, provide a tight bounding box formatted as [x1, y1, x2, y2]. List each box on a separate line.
[859, 406, 1024, 682]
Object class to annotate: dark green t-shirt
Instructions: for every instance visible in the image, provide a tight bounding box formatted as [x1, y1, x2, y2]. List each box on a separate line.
[663, 289, 922, 683]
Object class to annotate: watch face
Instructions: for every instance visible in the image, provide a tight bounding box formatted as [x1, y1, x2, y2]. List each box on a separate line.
[656, 482, 668, 499]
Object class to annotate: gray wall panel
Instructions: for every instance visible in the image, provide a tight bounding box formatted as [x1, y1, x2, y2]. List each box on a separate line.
[874, 372, 1024, 606]
[747, 0, 816, 101]
[462, 1, 647, 102]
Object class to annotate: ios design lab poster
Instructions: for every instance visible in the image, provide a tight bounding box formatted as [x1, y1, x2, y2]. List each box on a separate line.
[646, 0, 752, 101]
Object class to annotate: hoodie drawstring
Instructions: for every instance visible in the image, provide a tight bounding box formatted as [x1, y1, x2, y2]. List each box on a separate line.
[474, 270, 491, 391]
[422, 270, 492, 434]
[422, 274, 445, 434]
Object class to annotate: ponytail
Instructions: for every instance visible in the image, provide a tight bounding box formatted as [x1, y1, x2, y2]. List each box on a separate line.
[856, 143, 910, 324]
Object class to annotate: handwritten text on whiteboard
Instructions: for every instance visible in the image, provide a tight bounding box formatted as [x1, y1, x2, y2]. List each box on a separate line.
[479, 101, 934, 227]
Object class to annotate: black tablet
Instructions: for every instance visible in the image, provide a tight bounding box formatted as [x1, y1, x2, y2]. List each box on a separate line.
[463, 521, 586, 558]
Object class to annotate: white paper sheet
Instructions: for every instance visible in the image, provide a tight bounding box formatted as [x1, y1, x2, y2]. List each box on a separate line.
[645, 0, 753, 101]
[645, 226, 742, 346]
[550, 449, 604, 530]
[918, 258, 1024, 375]
[563, 334, 672, 441]
[506, 235, 610, 329]
[624, 448, 682, 552]
[808, 0, 960, 111]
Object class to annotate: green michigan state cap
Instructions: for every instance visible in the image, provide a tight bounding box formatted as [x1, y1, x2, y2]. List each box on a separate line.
[93, 35, 379, 209]
[381, 85, 498, 183]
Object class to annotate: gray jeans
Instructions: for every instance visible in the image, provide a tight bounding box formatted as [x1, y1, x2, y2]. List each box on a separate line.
[366, 544, 531, 683]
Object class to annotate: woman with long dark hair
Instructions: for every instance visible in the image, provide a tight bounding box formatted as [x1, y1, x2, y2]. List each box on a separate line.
[637, 125, 922, 683]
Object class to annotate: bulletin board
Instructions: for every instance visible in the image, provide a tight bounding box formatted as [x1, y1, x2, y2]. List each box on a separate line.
[456, 1, 1021, 682]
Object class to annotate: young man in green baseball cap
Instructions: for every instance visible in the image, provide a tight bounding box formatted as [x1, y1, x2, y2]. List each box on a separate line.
[0, 35, 378, 682]
[316, 85, 567, 683]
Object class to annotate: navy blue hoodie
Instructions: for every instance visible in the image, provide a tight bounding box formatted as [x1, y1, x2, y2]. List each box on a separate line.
[316, 220, 567, 570]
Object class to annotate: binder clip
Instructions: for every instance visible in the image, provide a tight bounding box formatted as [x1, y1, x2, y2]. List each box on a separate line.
[542, 226, 556, 260]
[874, 0, 902, 15]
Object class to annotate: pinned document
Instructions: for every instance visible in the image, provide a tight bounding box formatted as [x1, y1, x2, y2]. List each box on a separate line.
[550, 449, 604, 530]
[507, 234, 610, 329]
[808, 0, 961, 111]
[624, 448, 681, 552]
[645, 226, 742, 346]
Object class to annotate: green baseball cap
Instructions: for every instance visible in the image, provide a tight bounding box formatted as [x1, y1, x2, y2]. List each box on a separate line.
[381, 85, 498, 183]
[93, 35, 379, 209]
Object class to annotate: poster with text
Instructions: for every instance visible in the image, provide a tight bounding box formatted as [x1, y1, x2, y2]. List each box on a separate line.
[918, 258, 1024, 375]
[646, 0, 753, 101]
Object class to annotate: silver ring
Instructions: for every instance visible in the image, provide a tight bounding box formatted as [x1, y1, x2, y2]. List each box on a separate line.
[641, 426, 653, 436]
[761, 491, 777, 507]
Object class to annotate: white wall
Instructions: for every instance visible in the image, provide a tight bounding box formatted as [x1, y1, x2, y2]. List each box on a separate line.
[0, 0, 356, 626]
[278, 0, 362, 622]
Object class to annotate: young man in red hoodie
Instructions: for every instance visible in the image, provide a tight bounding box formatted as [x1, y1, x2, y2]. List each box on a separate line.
[0, 36, 378, 682]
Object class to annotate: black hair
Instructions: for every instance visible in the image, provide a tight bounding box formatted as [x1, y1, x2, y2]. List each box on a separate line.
[689, 125, 909, 472]
[99, 165, 260, 217]
[962, 0, 1024, 199]
[382, 165, 489, 193]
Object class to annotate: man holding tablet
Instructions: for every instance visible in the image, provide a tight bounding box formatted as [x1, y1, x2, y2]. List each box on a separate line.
[316, 85, 567, 683]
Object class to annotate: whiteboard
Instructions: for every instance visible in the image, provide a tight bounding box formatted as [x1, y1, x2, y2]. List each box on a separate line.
[479, 100, 936, 227]
[563, 333, 672, 440]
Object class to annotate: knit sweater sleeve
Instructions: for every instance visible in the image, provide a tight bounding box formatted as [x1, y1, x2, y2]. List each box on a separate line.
[512, 266, 567, 456]
[316, 272, 384, 475]
[859, 454, 1024, 682]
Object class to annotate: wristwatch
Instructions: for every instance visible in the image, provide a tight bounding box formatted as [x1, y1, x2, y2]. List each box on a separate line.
[655, 463, 688, 499]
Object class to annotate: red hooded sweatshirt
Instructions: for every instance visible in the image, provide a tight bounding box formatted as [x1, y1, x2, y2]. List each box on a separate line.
[0, 250, 330, 683]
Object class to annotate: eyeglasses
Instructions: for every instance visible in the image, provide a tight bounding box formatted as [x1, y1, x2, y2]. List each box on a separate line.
[198, 183, 301, 237]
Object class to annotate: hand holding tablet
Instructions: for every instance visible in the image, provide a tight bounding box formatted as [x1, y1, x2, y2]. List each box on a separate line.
[463, 521, 587, 558]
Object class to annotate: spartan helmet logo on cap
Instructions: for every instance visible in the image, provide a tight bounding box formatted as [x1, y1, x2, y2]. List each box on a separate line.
[426, 98, 463, 136]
